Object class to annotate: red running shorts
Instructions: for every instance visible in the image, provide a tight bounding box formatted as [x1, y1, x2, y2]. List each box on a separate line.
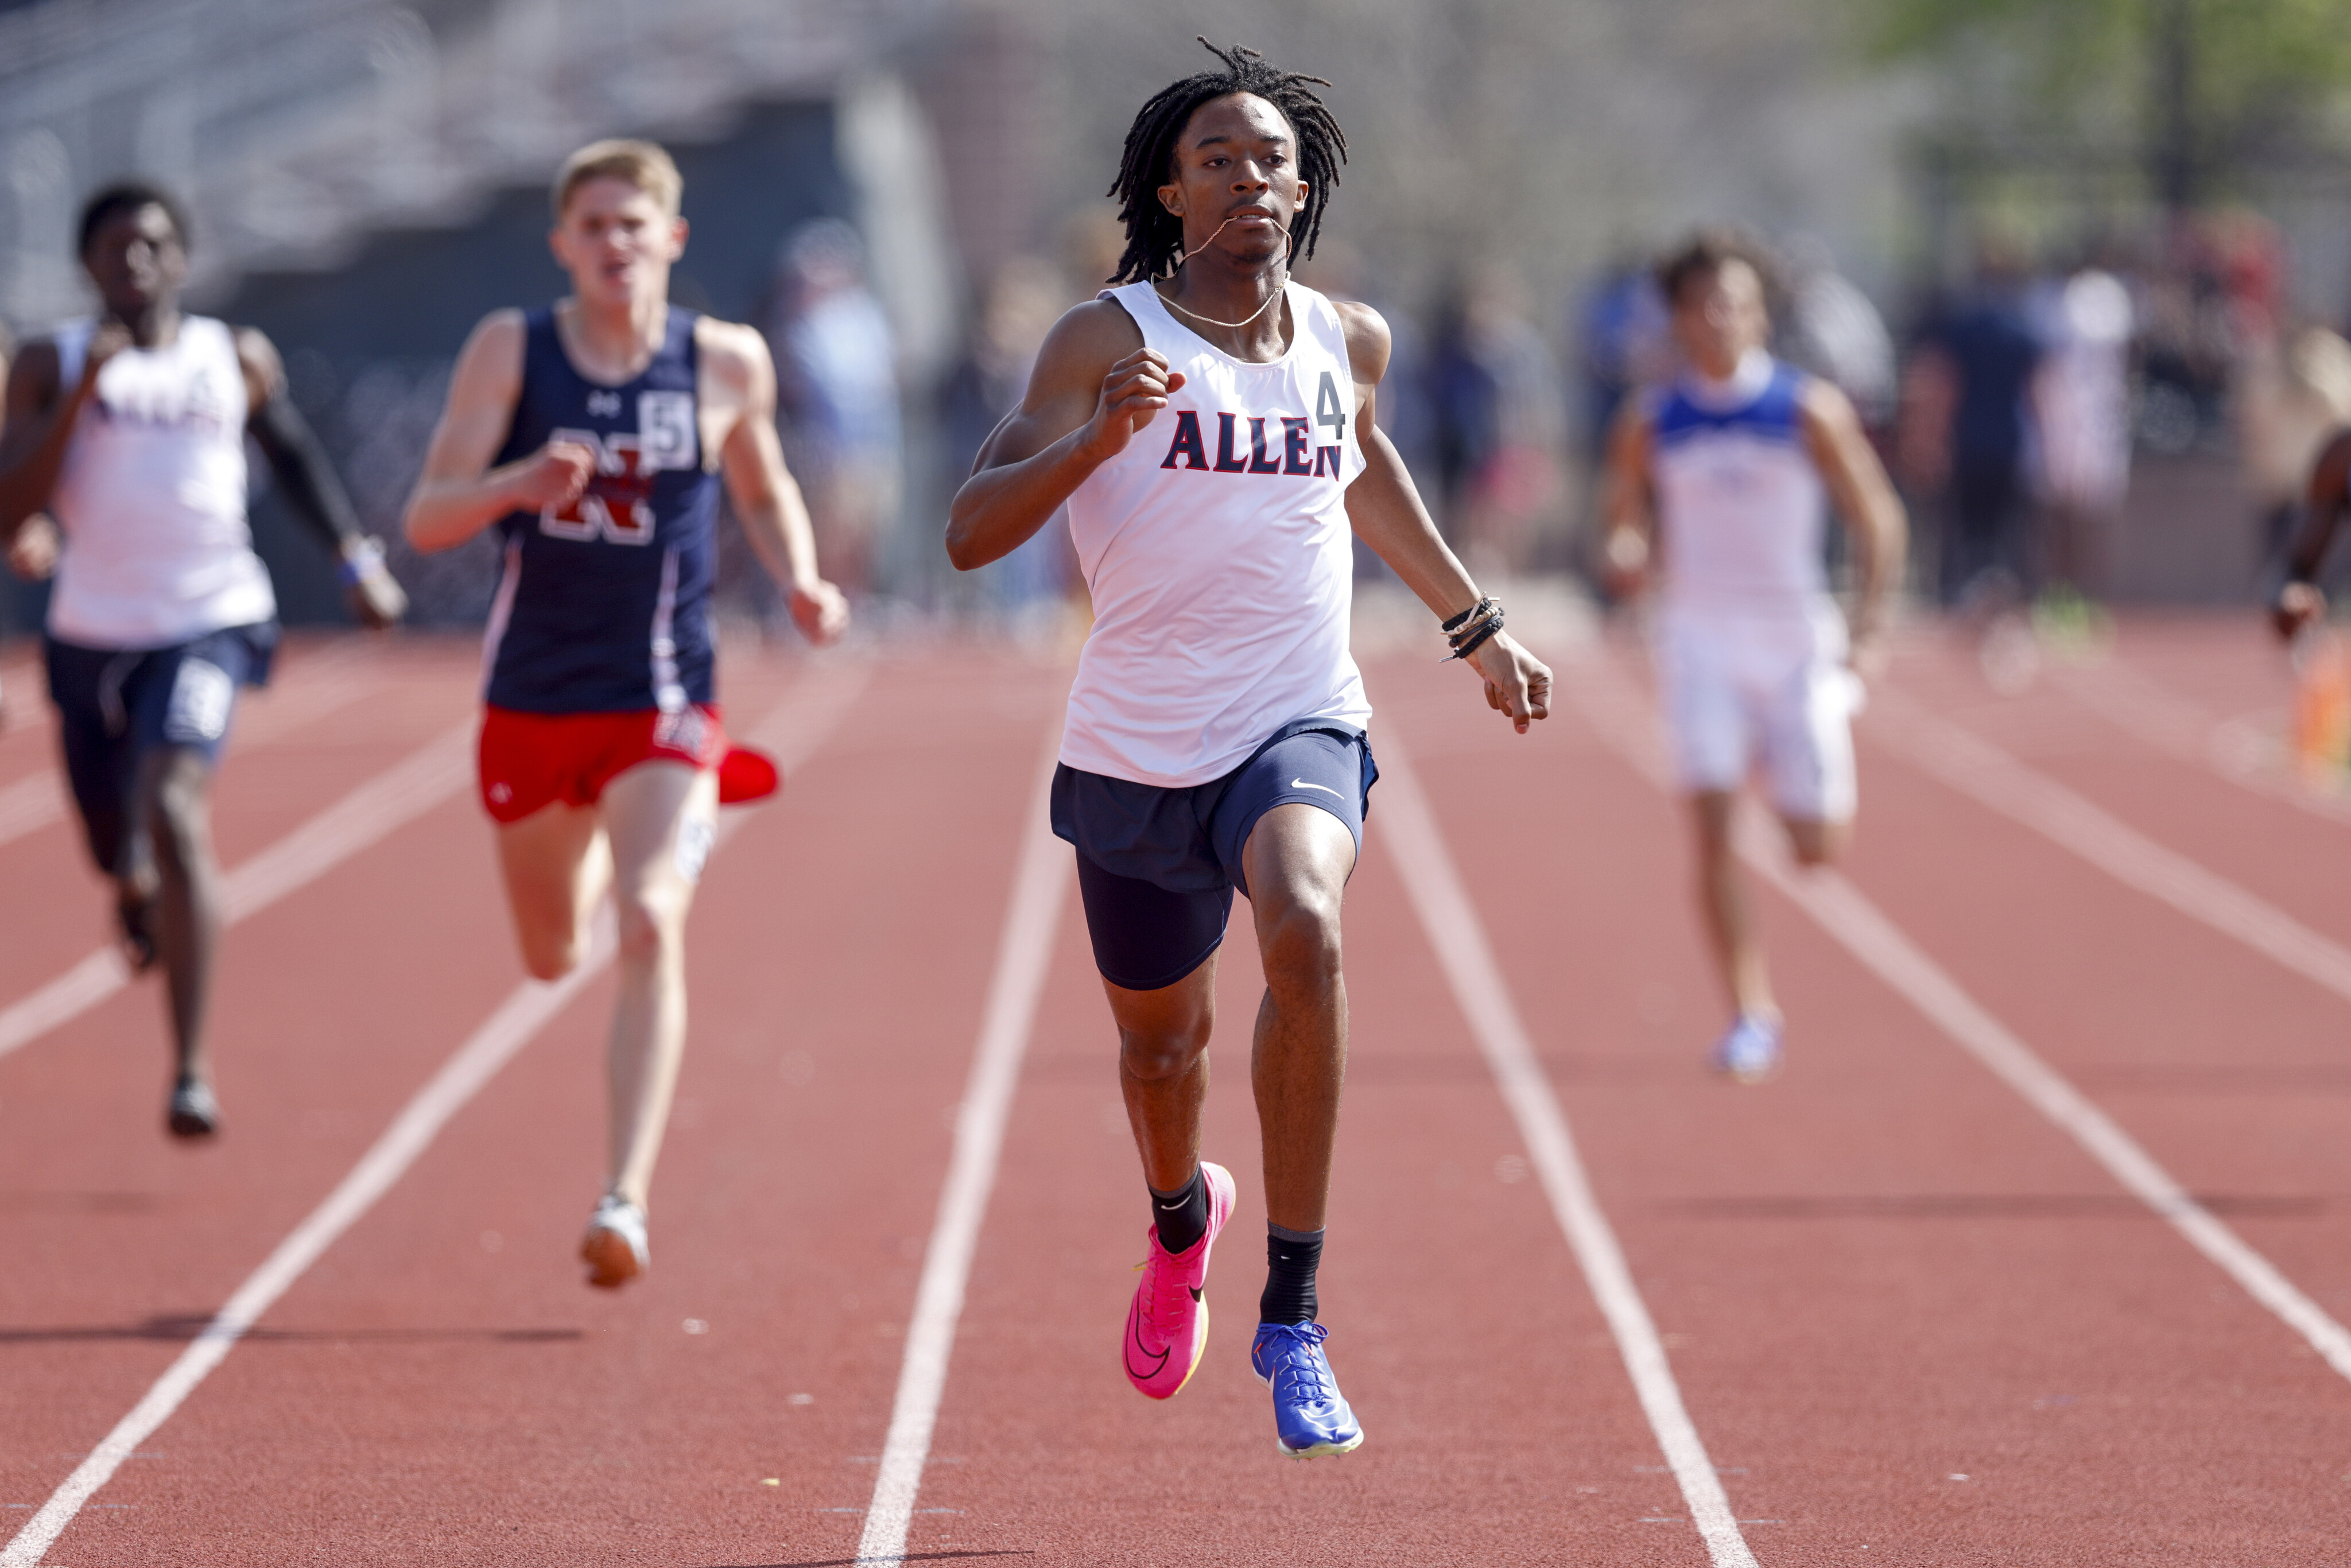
[476, 704, 726, 824]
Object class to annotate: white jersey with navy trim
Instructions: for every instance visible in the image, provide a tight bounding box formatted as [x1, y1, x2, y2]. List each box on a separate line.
[1649, 349, 1828, 619]
[45, 316, 276, 648]
[1060, 281, 1371, 789]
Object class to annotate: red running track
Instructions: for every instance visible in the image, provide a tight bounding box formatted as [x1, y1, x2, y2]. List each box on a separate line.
[2, 618, 2350, 1565]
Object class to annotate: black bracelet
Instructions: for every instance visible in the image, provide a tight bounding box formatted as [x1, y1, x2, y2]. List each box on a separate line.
[1447, 607, 1505, 661]
[1444, 595, 1499, 645]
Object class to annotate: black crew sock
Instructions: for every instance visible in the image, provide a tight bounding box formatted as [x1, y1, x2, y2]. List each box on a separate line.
[1259, 1222, 1325, 1325]
[1149, 1167, 1209, 1256]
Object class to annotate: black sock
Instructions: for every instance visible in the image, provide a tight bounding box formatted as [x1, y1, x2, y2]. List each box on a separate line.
[1149, 1167, 1209, 1255]
[1259, 1222, 1325, 1325]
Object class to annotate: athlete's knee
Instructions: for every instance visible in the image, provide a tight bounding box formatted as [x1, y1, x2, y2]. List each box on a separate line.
[1258, 884, 1344, 993]
[612, 885, 688, 964]
[142, 766, 211, 870]
[1119, 1014, 1211, 1081]
[519, 935, 585, 983]
[1789, 820, 1848, 867]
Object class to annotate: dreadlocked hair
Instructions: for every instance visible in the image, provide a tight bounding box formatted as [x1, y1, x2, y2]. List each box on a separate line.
[1105, 37, 1347, 285]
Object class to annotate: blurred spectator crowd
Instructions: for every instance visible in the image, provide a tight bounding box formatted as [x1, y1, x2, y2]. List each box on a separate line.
[754, 205, 2351, 628]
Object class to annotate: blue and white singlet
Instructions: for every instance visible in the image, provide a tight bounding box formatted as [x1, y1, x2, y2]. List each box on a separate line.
[1647, 350, 1828, 618]
[482, 305, 720, 714]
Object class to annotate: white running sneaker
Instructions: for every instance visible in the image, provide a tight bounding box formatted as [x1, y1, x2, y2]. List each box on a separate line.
[1709, 1015, 1783, 1084]
[581, 1194, 650, 1289]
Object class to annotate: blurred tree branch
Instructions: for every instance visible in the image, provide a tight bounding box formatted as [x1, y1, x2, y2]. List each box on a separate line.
[1852, 0, 2351, 210]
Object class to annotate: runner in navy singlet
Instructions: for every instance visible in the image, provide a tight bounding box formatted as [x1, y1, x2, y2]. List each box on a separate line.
[401, 140, 849, 1289]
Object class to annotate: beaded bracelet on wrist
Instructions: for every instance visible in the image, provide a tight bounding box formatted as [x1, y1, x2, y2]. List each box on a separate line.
[1441, 596, 1504, 661]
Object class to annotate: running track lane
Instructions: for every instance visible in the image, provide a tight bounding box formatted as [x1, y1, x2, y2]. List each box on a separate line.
[0, 639, 470, 1012]
[11, 628, 2351, 1560]
[897, 668, 1746, 1566]
[1387, 639, 2351, 1560]
[1, 657, 870, 1566]
[4, 648, 1061, 1566]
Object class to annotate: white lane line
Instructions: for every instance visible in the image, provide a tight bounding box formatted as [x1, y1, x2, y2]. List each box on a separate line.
[855, 729, 1068, 1568]
[1375, 723, 1760, 1568]
[1566, 653, 2351, 1388]
[1867, 690, 2351, 1015]
[0, 770, 67, 849]
[0, 652, 373, 854]
[2051, 658, 2351, 830]
[0, 660, 871, 1568]
[0, 726, 474, 1064]
[0, 940, 613, 1568]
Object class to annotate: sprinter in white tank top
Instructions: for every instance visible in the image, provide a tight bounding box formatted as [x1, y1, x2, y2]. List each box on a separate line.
[0, 181, 408, 1140]
[946, 42, 1551, 1461]
[1602, 232, 1907, 1084]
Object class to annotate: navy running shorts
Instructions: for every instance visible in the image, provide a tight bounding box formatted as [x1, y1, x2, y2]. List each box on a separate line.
[44, 623, 276, 877]
[1051, 718, 1378, 992]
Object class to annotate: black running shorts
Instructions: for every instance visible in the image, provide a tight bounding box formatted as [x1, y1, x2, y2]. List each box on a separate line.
[1050, 719, 1377, 992]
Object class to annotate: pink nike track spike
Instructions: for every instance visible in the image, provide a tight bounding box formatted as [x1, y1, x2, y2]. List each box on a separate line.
[1122, 1161, 1236, 1400]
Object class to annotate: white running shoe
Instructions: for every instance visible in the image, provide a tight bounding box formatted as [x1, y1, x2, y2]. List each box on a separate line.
[581, 1194, 649, 1289]
[1709, 1015, 1783, 1084]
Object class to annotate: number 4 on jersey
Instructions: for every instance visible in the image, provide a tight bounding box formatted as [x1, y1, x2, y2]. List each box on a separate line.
[1316, 371, 1347, 444]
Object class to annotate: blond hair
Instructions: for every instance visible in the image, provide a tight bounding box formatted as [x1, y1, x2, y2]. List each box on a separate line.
[551, 139, 682, 219]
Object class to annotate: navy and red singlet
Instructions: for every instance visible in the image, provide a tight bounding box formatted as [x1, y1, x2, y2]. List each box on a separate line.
[483, 305, 720, 715]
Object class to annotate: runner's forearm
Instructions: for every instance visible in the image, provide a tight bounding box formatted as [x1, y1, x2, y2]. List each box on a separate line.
[0, 378, 98, 534]
[946, 429, 1103, 570]
[250, 391, 365, 554]
[402, 463, 535, 554]
[1344, 427, 1480, 620]
[2288, 445, 2351, 585]
[734, 483, 823, 593]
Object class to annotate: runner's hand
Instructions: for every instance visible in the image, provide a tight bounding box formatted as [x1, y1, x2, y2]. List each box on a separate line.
[1078, 350, 1185, 462]
[1465, 632, 1551, 735]
[509, 440, 597, 512]
[344, 549, 408, 630]
[6, 514, 59, 582]
[2274, 580, 2326, 642]
[789, 576, 851, 647]
[82, 320, 134, 384]
[1601, 524, 1648, 601]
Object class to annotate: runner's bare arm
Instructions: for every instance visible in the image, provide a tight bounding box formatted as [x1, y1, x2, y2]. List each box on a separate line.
[704, 320, 848, 646]
[401, 311, 595, 554]
[1800, 378, 1907, 660]
[1334, 300, 1550, 732]
[235, 328, 406, 627]
[945, 300, 1170, 570]
[2275, 430, 2351, 639]
[0, 329, 124, 538]
[1600, 402, 1656, 599]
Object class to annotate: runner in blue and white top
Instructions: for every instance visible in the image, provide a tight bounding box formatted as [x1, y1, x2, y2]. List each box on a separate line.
[946, 40, 1551, 1464]
[401, 139, 849, 1292]
[1603, 230, 1907, 1085]
[0, 180, 408, 1142]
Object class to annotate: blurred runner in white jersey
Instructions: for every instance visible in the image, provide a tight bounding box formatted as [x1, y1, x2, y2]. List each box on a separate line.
[1604, 231, 1907, 1082]
[0, 181, 406, 1138]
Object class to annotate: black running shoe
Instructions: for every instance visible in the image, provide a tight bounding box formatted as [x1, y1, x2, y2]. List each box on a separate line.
[167, 1079, 220, 1139]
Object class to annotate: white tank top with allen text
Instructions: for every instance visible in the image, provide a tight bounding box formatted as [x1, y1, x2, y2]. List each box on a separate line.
[1060, 281, 1370, 788]
[45, 315, 276, 648]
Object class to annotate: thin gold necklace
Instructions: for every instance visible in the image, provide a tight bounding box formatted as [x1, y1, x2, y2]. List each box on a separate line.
[1157, 213, 1291, 331]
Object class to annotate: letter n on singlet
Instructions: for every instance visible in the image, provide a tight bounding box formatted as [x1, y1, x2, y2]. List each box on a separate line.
[1161, 410, 1208, 470]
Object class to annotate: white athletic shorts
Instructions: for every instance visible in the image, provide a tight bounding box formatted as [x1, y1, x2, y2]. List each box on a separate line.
[1652, 598, 1860, 822]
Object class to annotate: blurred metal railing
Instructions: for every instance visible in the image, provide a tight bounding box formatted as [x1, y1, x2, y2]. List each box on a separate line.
[0, 0, 934, 328]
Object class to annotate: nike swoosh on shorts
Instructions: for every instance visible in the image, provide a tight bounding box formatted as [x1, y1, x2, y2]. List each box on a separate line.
[1289, 779, 1342, 797]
